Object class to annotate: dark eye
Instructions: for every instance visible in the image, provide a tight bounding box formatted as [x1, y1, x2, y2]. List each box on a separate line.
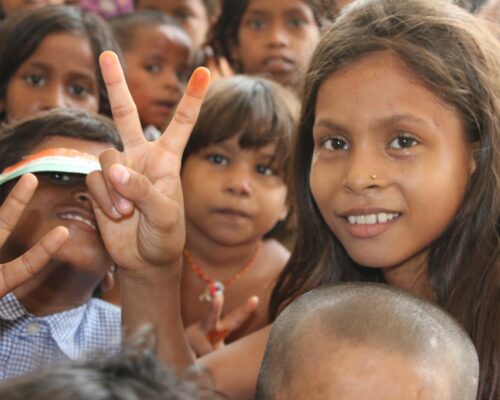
[207, 154, 228, 165]
[175, 10, 190, 20]
[323, 137, 349, 151]
[145, 64, 161, 74]
[256, 165, 273, 176]
[288, 17, 306, 28]
[44, 172, 81, 184]
[24, 74, 46, 86]
[389, 135, 418, 149]
[248, 18, 266, 30]
[68, 84, 90, 97]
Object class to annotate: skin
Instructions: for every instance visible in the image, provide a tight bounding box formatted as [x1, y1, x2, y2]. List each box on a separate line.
[4, 32, 99, 122]
[279, 338, 444, 400]
[0, 136, 113, 316]
[136, 0, 210, 49]
[310, 51, 476, 295]
[124, 25, 192, 130]
[234, 0, 320, 90]
[0, 0, 65, 16]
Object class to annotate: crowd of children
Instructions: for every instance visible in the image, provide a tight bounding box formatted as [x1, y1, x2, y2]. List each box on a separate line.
[0, 0, 498, 399]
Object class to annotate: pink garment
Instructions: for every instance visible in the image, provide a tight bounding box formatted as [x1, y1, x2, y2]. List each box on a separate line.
[77, 0, 133, 19]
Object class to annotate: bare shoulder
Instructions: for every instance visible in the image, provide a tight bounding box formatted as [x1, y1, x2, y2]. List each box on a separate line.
[259, 239, 290, 278]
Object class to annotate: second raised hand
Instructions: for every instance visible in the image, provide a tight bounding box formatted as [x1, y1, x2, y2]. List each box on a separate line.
[87, 51, 211, 273]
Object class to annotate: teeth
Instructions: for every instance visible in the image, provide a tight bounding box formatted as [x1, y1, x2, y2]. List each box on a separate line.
[60, 213, 96, 230]
[346, 212, 400, 225]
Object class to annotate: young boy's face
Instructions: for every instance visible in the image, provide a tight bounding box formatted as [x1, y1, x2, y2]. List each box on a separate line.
[181, 135, 288, 246]
[4, 32, 99, 122]
[234, 0, 320, 90]
[124, 25, 191, 130]
[0, 136, 113, 279]
[136, 0, 210, 49]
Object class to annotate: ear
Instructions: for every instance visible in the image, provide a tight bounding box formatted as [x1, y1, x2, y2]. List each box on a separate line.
[99, 266, 115, 293]
[469, 142, 479, 176]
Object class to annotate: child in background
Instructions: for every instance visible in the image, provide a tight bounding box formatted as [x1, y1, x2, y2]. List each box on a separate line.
[0, 109, 123, 380]
[110, 10, 193, 139]
[0, 0, 66, 18]
[93, 0, 499, 398]
[134, 0, 218, 51]
[257, 283, 480, 400]
[211, 0, 323, 93]
[0, 5, 122, 122]
[180, 76, 298, 348]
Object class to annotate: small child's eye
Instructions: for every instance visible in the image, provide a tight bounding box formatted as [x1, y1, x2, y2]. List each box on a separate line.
[256, 165, 274, 176]
[389, 135, 418, 149]
[175, 10, 190, 20]
[323, 137, 349, 151]
[207, 154, 228, 165]
[145, 64, 161, 74]
[248, 18, 266, 30]
[24, 74, 46, 86]
[288, 17, 306, 28]
[68, 84, 90, 97]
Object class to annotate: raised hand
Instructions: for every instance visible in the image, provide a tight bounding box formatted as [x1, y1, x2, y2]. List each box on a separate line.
[0, 174, 68, 298]
[87, 51, 210, 275]
[87, 51, 210, 367]
[186, 294, 259, 357]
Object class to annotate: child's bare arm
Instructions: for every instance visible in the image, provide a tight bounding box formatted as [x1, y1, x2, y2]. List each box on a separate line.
[0, 174, 68, 298]
[87, 51, 210, 369]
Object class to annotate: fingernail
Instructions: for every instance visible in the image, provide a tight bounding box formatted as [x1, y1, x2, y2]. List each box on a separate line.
[111, 206, 121, 218]
[112, 165, 129, 184]
[118, 198, 132, 212]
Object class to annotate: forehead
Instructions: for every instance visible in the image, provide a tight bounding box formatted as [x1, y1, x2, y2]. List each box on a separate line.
[30, 136, 112, 158]
[22, 32, 95, 74]
[314, 51, 463, 134]
[138, 0, 207, 14]
[129, 25, 192, 55]
[245, 0, 314, 15]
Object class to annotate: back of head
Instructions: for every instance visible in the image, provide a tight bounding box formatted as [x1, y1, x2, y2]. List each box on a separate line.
[258, 283, 479, 400]
[0, 342, 221, 400]
[0, 5, 122, 118]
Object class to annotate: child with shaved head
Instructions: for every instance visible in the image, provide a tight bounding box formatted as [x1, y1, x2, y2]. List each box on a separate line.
[256, 283, 479, 400]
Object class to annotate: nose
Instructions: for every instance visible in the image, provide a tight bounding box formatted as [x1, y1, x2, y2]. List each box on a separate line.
[40, 83, 68, 111]
[162, 68, 183, 93]
[344, 148, 386, 194]
[223, 164, 253, 196]
[72, 187, 93, 211]
[267, 21, 290, 48]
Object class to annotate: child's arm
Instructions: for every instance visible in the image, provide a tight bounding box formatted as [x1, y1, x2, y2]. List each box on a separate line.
[87, 51, 210, 369]
[0, 174, 68, 298]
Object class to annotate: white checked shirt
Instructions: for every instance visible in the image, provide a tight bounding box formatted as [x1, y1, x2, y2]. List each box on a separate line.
[0, 293, 121, 380]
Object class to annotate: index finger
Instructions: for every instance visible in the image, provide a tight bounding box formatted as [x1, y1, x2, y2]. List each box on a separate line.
[99, 51, 145, 149]
[160, 67, 210, 156]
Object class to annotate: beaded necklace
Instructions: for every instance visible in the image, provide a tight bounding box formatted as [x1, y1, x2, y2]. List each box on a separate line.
[183, 242, 262, 302]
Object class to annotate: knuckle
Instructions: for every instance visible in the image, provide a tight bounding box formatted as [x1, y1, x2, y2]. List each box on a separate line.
[111, 104, 137, 119]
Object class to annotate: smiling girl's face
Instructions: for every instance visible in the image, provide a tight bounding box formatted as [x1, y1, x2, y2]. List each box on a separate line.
[4, 32, 99, 122]
[310, 51, 477, 275]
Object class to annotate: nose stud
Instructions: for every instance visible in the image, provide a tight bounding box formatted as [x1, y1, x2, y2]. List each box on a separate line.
[371, 174, 377, 180]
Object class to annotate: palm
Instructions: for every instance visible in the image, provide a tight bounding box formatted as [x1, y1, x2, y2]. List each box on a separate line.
[88, 52, 210, 273]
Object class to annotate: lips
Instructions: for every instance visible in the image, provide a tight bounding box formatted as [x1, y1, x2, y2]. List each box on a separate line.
[214, 207, 252, 219]
[152, 100, 178, 115]
[262, 55, 295, 74]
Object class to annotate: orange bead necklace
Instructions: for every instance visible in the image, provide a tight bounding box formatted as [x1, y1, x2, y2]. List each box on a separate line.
[183, 241, 262, 302]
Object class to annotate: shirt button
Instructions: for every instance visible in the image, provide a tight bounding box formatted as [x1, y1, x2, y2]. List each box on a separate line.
[26, 322, 41, 335]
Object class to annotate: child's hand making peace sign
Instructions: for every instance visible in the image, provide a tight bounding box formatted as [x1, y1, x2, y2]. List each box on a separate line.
[87, 51, 210, 368]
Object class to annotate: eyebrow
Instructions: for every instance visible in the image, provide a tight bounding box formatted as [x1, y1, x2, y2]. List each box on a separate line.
[314, 113, 432, 133]
[27, 61, 96, 81]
